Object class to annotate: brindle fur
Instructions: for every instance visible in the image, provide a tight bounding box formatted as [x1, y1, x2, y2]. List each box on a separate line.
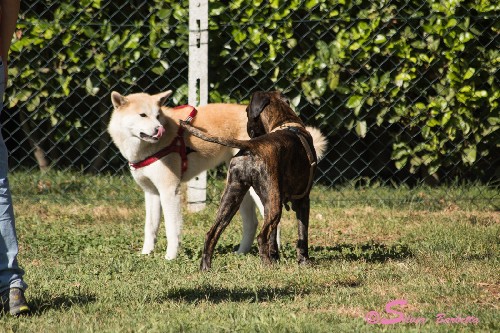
[181, 91, 320, 270]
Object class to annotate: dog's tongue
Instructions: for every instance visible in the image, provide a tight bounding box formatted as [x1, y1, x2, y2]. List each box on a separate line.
[154, 126, 165, 139]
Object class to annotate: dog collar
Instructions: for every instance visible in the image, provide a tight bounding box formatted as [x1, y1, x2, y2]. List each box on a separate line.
[270, 122, 304, 133]
[129, 105, 198, 174]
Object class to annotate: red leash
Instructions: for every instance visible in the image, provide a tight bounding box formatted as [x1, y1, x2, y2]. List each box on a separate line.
[129, 105, 198, 174]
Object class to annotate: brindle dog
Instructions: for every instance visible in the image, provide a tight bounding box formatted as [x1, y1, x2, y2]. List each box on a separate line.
[181, 91, 320, 270]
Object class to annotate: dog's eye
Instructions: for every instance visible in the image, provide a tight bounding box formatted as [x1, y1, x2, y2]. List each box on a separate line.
[156, 114, 160, 120]
[140, 113, 147, 118]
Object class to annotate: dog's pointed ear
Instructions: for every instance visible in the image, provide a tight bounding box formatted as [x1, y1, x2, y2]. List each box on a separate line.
[157, 90, 173, 106]
[111, 91, 128, 109]
[247, 92, 270, 119]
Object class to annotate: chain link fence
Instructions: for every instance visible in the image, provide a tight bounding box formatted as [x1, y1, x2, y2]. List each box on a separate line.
[2, 0, 499, 207]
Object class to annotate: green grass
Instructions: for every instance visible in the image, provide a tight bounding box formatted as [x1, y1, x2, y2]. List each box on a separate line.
[1, 171, 498, 332]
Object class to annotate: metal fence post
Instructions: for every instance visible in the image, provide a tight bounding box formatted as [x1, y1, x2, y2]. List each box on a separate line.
[187, 0, 208, 212]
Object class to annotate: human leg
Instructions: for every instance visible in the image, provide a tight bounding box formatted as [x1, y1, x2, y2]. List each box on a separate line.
[0, 58, 29, 315]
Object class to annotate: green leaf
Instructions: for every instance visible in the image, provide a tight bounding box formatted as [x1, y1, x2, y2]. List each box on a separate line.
[346, 95, 363, 109]
[106, 35, 120, 52]
[157, 9, 170, 19]
[394, 157, 408, 170]
[315, 78, 327, 96]
[374, 34, 386, 44]
[446, 18, 458, 28]
[291, 94, 301, 107]
[395, 72, 412, 87]
[26, 95, 40, 112]
[415, 102, 427, 111]
[427, 163, 440, 176]
[232, 29, 247, 44]
[427, 118, 440, 127]
[459, 32, 474, 43]
[459, 85, 472, 93]
[441, 112, 452, 126]
[355, 120, 367, 138]
[270, 0, 279, 9]
[463, 68, 475, 80]
[462, 147, 477, 165]
[85, 78, 100, 96]
[124, 34, 141, 49]
[58, 76, 72, 96]
[316, 41, 330, 61]
[305, 0, 320, 10]
[269, 44, 277, 61]
[486, 117, 500, 126]
[392, 146, 409, 160]
[473, 90, 488, 98]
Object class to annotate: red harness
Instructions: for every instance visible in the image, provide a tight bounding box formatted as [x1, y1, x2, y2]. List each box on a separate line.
[129, 105, 198, 174]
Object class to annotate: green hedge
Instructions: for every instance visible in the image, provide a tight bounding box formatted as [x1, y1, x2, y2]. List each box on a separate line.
[8, 0, 499, 181]
[209, 0, 499, 180]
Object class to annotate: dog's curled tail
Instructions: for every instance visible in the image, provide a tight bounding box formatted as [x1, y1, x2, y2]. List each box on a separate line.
[305, 126, 328, 161]
[180, 121, 251, 150]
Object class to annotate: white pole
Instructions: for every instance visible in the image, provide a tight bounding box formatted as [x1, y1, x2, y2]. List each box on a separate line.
[187, 0, 208, 212]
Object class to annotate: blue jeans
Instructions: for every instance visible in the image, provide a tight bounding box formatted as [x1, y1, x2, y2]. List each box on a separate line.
[0, 57, 27, 293]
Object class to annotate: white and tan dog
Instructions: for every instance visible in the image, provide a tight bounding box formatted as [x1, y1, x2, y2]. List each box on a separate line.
[108, 90, 327, 260]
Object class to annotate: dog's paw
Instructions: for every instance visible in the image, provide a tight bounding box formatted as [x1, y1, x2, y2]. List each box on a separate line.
[200, 261, 211, 271]
[297, 256, 312, 266]
[165, 252, 177, 260]
[141, 247, 154, 255]
[234, 244, 252, 255]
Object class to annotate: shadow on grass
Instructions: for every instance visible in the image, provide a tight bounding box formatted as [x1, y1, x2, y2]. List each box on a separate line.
[205, 241, 413, 263]
[28, 293, 97, 316]
[309, 242, 413, 263]
[160, 286, 310, 304]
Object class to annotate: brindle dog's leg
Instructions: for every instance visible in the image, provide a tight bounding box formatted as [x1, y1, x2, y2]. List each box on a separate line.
[293, 197, 310, 264]
[201, 178, 250, 271]
[269, 228, 280, 262]
[257, 188, 282, 265]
